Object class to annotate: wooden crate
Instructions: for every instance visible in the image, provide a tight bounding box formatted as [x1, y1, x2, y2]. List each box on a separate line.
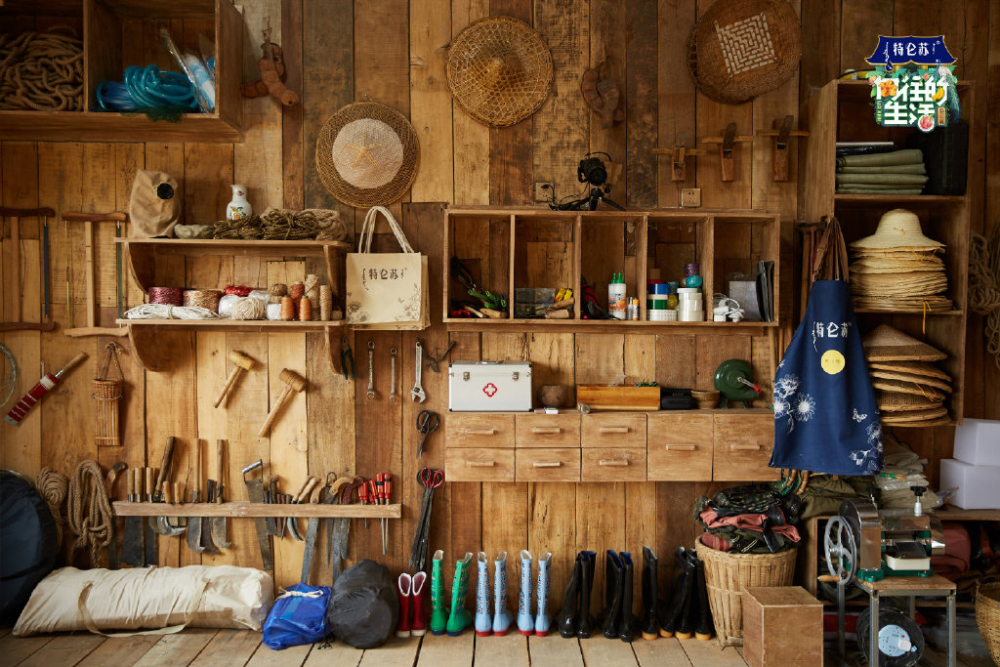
[743, 586, 824, 667]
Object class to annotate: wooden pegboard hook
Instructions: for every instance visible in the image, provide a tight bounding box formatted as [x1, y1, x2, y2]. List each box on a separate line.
[651, 132, 705, 181]
[756, 115, 809, 182]
[701, 123, 753, 182]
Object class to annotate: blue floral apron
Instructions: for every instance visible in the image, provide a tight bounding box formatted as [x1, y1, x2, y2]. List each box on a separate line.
[769, 280, 882, 475]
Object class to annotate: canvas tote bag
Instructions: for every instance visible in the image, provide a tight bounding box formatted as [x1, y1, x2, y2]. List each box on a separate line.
[346, 206, 429, 329]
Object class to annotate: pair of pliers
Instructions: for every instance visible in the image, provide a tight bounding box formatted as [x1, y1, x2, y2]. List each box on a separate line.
[341, 336, 355, 380]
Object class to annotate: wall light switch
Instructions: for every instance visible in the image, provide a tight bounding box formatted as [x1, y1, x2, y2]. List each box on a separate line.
[681, 188, 701, 208]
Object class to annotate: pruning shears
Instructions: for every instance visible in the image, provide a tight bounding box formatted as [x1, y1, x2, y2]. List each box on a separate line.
[450, 257, 507, 310]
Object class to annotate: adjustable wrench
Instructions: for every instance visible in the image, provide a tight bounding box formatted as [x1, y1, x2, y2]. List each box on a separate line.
[410, 341, 426, 403]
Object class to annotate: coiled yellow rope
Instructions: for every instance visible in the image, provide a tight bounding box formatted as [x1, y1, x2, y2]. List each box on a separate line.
[36, 467, 68, 547]
[67, 460, 113, 567]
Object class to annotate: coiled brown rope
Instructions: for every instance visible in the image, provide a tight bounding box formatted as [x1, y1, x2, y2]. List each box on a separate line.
[36, 467, 68, 547]
[0, 28, 84, 111]
[67, 460, 114, 567]
[970, 221, 1000, 369]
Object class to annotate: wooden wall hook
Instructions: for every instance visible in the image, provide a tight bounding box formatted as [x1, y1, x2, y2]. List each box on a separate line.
[756, 115, 809, 182]
[651, 132, 705, 181]
[701, 123, 753, 182]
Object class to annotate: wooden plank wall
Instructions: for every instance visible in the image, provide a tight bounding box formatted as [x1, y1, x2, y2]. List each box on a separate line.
[1, 0, 997, 609]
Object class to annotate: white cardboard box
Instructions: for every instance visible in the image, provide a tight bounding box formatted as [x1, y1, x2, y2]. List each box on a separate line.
[939, 459, 1000, 509]
[448, 361, 532, 412]
[953, 418, 1000, 466]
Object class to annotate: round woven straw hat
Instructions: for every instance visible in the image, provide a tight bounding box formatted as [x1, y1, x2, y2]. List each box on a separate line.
[869, 360, 952, 381]
[687, 0, 801, 104]
[862, 324, 947, 361]
[316, 102, 420, 208]
[876, 391, 943, 412]
[871, 379, 946, 401]
[851, 209, 944, 250]
[852, 295, 953, 312]
[447, 16, 553, 127]
[871, 370, 951, 392]
[881, 407, 950, 424]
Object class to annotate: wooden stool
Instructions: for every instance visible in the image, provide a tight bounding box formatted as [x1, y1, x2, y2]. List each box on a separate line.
[743, 586, 823, 667]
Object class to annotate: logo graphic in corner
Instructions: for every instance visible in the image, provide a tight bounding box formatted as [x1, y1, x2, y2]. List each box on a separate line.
[865, 36, 959, 130]
[483, 383, 498, 398]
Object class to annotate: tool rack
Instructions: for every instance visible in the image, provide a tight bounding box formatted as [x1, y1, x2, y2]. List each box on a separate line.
[113, 501, 401, 519]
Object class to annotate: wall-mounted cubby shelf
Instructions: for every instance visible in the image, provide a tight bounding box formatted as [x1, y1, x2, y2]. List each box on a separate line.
[113, 501, 401, 519]
[443, 208, 780, 332]
[0, 0, 243, 143]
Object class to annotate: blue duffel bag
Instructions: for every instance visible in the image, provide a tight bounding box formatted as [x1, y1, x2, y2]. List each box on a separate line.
[262, 583, 331, 650]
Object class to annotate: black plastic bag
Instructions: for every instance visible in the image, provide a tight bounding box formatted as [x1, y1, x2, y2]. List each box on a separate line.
[325, 559, 398, 649]
[0, 471, 58, 624]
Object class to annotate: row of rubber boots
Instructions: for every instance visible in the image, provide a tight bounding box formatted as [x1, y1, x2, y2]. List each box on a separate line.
[399, 549, 552, 637]
[556, 546, 712, 642]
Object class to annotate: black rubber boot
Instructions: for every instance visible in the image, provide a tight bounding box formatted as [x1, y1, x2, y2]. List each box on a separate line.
[676, 551, 697, 640]
[640, 546, 660, 640]
[691, 552, 713, 640]
[600, 550, 623, 639]
[618, 552, 635, 643]
[577, 551, 596, 639]
[557, 552, 583, 638]
[659, 547, 694, 638]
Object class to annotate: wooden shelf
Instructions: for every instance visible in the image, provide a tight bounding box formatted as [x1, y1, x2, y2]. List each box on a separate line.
[853, 308, 963, 316]
[834, 194, 967, 208]
[0, 110, 240, 143]
[932, 507, 1000, 521]
[443, 318, 778, 333]
[116, 319, 345, 333]
[113, 501, 401, 519]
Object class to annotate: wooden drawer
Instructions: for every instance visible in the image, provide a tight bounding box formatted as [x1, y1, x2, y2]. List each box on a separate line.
[581, 413, 646, 448]
[446, 414, 515, 448]
[445, 448, 515, 482]
[713, 414, 780, 482]
[515, 448, 580, 482]
[646, 414, 713, 481]
[581, 447, 646, 482]
[515, 414, 580, 448]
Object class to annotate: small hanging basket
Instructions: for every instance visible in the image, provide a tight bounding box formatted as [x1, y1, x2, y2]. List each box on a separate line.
[92, 343, 124, 447]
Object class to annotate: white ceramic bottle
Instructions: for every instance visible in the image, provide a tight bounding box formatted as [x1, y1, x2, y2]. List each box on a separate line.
[226, 184, 252, 221]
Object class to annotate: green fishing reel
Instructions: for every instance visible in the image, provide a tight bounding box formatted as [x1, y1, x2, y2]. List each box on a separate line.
[713, 359, 761, 408]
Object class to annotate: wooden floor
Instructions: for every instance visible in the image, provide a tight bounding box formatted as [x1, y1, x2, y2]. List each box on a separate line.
[0, 626, 753, 667]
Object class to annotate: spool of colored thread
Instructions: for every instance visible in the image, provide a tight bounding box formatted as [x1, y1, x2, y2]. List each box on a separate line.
[685, 263, 700, 277]
[649, 283, 670, 295]
[299, 297, 313, 321]
[224, 285, 253, 297]
[280, 296, 295, 321]
[289, 281, 305, 300]
[182, 289, 221, 311]
[148, 286, 182, 306]
[319, 285, 332, 321]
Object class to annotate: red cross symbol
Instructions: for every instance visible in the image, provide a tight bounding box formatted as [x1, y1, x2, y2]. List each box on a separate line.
[483, 383, 498, 398]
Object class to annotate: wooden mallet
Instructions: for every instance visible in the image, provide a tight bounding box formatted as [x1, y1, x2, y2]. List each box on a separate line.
[258, 369, 307, 437]
[214, 350, 256, 409]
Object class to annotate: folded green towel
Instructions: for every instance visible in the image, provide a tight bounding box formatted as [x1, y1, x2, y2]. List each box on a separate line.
[836, 173, 929, 185]
[836, 148, 924, 167]
[837, 163, 926, 175]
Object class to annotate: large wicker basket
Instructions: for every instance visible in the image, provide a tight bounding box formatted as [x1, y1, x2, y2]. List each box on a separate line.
[696, 538, 798, 646]
[975, 580, 1000, 664]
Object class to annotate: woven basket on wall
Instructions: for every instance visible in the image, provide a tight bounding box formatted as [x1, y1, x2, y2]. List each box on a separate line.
[687, 0, 801, 104]
[976, 580, 1000, 664]
[696, 538, 798, 646]
[315, 102, 420, 208]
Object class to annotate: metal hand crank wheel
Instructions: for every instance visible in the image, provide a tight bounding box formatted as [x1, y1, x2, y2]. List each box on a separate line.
[823, 515, 857, 585]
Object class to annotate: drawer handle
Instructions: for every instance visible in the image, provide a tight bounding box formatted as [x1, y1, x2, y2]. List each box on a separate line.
[531, 427, 562, 435]
[532, 461, 562, 468]
[598, 426, 630, 434]
[664, 444, 696, 451]
[731, 443, 762, 451]
[466, 461, 496, 468]
[598, 459, 629, 467]
[465, 428, 496, 436]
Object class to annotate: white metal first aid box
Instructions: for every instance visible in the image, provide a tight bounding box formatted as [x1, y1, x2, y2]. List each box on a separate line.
[448, 361, 532, 412]
[939, 459, 1000, 509]
[953, 418, 1000, 466]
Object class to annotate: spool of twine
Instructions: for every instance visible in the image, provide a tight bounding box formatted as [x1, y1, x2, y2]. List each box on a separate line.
[224, 285, 253, 296]
[268, 295, 283, 304]
[148, 287, 182, 306]
[280, 296, 295, 320]
[183, 289, 222, 311]
[304, 274, 320, 302]
[319, 285, 332, 321]
[299, 297, 313, 321]
[266, 303, 282, 320]
[268, 283, 289, 298]
[231, 297, 267, 320]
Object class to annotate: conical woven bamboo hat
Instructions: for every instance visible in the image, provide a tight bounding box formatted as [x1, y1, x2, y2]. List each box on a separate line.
[852, 296, 953, 312]
[870, 370, 951, 392]
[850, 209, 944, 250]
[868, 360, 951, 381]
[446, 16, 553, 127]
[881, 406, 950, 424]
[876, 391, 943, 412]
[871, 379, 946, 401]
[862, 324, 947, 361]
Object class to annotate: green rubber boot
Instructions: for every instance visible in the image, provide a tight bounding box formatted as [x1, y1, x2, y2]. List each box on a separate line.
[446, 552, 474, 636]
[430, 550, 449, 635]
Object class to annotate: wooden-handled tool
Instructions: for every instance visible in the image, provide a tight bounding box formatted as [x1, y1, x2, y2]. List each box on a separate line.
[62, 212, 127, 330]
[214, 350, 256, 408]
[154, 436, 176, 500]
[258, 369, 307, 436]
[1, 207, 55, 323]
[5, 352, 87, 425]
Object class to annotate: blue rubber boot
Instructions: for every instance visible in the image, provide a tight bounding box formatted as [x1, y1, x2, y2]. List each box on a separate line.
[517, 549, 534, 636]
[534, 552, 552, 636]
[475, 552, 492, 637]
[493, 551, 512, 636]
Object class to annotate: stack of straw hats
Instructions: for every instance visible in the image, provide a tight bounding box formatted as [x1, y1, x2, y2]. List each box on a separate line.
[849, 209, 952, 312]
[862, 324, 952, 426]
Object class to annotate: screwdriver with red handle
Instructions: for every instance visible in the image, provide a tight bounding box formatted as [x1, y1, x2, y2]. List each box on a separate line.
[358, 481, 370, 528]
[381, 473, 392, 556]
